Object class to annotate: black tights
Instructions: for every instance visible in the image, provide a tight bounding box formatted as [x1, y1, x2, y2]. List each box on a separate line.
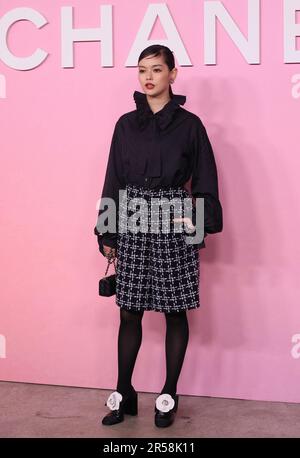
[116, 308, 189, 399]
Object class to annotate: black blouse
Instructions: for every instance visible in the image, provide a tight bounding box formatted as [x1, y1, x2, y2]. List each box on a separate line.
[94, 90, 223, 255]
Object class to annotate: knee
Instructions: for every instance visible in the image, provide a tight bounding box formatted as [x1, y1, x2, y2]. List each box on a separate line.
[165, 310, 187, 323]
[120, 308, 144, 324]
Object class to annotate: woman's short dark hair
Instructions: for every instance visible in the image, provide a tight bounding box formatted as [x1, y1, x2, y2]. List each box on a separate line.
[138, 45, 175, 97]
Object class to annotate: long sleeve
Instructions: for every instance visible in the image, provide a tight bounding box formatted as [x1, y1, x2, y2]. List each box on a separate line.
[94, 118, 125, 256]
[191, 117, 223, 234]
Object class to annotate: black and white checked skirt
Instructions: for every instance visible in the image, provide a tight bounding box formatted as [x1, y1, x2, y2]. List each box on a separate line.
[115, 184, 200, 313]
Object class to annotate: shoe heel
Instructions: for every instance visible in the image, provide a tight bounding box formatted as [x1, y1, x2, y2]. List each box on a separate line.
[123, 391, 138, 415]
[174, 395, 179, 412]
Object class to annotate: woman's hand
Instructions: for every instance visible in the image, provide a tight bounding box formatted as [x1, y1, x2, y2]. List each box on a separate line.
[173, 217, 196, 233]
[103, 245, 117, 258]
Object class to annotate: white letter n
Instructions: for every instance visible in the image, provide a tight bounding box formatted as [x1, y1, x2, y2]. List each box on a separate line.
[204, 0, 260, 65]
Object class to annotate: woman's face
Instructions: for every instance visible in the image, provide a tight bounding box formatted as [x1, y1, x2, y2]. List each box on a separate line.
[138, 54, 176, 98]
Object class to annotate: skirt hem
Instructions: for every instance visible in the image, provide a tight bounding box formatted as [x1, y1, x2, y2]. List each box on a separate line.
[116, 303, 200, 313]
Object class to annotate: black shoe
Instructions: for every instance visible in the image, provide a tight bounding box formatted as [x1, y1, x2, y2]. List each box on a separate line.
[154, 393, 179, 428]
[101, 388, 138, 426]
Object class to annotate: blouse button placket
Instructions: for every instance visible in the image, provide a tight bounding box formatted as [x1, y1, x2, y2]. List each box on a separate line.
[144, 116, 156, 188]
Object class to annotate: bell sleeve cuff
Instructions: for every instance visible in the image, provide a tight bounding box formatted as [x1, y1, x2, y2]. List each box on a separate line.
[94, 118, 125, 255]
[191, 117, 223, 235]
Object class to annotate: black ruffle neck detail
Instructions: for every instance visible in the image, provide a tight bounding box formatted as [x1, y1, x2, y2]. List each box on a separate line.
[133, 90, 186, 131]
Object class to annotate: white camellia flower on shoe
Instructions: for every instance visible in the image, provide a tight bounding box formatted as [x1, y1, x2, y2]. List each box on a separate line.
[105, 391, 123, 410]
[155, 393, 175, 413]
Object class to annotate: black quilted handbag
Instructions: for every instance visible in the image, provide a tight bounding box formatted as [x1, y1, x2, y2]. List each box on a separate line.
[99, 254, 117, 297]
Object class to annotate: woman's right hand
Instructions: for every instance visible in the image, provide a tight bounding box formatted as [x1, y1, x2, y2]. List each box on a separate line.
[103, 245, 116, 258]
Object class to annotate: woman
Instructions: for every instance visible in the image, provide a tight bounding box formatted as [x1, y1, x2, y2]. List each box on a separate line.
[94, 44, 223, 428]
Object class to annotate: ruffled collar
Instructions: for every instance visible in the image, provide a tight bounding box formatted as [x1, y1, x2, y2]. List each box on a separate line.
[133, 90, 186, 131]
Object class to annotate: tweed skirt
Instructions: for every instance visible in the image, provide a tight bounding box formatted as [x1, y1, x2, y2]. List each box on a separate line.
[115, 184, 200, 313]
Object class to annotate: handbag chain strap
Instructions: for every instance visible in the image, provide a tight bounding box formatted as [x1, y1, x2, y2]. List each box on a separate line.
[104, 253, 117, 276]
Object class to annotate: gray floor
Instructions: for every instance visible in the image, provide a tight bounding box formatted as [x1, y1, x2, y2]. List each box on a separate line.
[0, 381, 300, 438]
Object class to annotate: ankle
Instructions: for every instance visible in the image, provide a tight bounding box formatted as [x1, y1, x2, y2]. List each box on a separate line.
[160, 389, 176, 399]
[116, 385, 135, 397]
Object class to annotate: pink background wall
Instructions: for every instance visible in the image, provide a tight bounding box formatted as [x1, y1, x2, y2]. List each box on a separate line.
[1, 0, 300, 403]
